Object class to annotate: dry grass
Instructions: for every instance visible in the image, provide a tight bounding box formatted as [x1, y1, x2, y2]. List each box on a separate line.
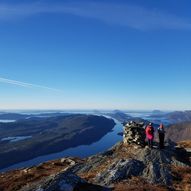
[114, 177, 169, 191]
[0, 158, 83, 191]
[178, 141, 191, 149]
[171, 166, 191, 191]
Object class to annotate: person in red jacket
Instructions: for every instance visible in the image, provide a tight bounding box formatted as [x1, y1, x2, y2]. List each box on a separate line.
[145, 122, 154, 148]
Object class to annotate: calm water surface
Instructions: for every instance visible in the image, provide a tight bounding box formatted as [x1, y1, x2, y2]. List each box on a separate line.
[0, 118, 123, 172]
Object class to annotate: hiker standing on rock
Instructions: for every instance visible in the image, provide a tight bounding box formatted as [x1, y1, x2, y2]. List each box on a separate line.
[145, 122, 154, 148]
[158, 123, 165, 149]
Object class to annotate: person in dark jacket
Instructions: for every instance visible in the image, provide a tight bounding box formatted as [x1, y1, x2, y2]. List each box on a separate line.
[145, 122, 154, 148]
[158, 123, 165, 149]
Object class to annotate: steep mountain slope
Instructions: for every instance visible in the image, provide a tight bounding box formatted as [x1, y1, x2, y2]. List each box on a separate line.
[166, 111, 191, 123]
[149, 110, 191, 124]
[166, 121, 191, 142]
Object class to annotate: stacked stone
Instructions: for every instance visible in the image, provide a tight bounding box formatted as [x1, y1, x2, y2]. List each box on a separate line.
[123, 121, 146, 146]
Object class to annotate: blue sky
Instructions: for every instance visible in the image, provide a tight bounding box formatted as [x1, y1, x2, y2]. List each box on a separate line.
[0, 0, 191, 110]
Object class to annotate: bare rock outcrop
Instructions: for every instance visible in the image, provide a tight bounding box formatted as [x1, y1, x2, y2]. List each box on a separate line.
[94, 159, 144, 186]
[21, 170, 109, 191]
[123, 121, 146, 146]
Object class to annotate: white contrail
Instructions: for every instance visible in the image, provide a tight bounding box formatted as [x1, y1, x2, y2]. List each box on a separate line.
[0, 77, 63, 92]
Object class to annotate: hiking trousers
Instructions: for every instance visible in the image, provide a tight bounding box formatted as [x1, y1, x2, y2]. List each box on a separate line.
[159, 133, 165, 149]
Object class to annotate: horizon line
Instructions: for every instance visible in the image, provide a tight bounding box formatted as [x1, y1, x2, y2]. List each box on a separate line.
[0, 108, 185, 112]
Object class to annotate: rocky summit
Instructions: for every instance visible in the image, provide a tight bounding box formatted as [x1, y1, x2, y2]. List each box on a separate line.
[123, 121, 146, 146]
[0, 127, 191, 191]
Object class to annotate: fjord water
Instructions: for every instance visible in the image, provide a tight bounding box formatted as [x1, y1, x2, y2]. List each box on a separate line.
[0, 118, 123, 172]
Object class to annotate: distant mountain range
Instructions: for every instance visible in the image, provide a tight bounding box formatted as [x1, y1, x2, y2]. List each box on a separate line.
[106, 110, 149, 124]
[166, 111, 191, 123]
[108, 110, 191, 142]
[1, 110, 191, 124]
[151, 110, 164, 115]
[0, 112, 71, 120]
[166, 121, 191, 142]
[149, 110, 191, 123]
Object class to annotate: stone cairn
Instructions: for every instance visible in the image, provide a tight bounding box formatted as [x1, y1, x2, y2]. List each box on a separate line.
[123, 121, 146, 146]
